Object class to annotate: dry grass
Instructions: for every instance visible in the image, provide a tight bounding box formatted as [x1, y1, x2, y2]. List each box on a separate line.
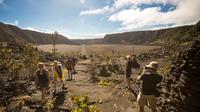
[37, 44, 160, 56]
[37, 44, 81, 54]
[85, 44, 160, 56]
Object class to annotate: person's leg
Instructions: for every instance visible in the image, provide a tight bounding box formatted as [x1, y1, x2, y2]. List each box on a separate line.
[41, 88, 47, 101]
[53, 78, 57, 93]
[68, 70, 71, 80]
[69, 70, 71, 80]
[68, 70, 70, 80]
[148, 95, 157, 112]
[139, 106, 144, 112]
[73, 65, 76, 73]
[60, 77, 65, 90]
[41, 89, 44, 100]
[71, 70, 73, 80]
[44, 88, 47, 99]
[137, 93, 146, 112]
[126, 77, 131, 89]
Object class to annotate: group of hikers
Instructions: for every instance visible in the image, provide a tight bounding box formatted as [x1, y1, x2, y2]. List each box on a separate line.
[35, 56, 77, 102]
[125, 55, 163, 112]
[35, 54, 162, 112]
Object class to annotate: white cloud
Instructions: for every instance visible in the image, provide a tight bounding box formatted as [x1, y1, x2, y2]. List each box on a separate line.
[80, 0, 85, 4]
[23, 27, 41, 32]
[109, 0, 200, 30]
[80, 6, 110, 15]
[113, 0, 180, 9]
[80, 0, 181, 16]
[14, 20, 19, 26]
[79, 0, 199, 31]
[4, 20, 19, 26]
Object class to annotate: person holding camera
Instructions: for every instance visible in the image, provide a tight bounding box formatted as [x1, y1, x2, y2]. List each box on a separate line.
[35, 62, 50, 102]
[136, 61, 162, 112]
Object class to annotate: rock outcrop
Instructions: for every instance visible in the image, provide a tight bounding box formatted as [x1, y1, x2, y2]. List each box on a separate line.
[157, 40, 200, 112]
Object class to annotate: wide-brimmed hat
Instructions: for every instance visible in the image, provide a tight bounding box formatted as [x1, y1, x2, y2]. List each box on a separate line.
[52, 60, 60, 66]
[126, 55, 131, 59]
[37, 62, 45, 68]
[145, 61, 158, 70]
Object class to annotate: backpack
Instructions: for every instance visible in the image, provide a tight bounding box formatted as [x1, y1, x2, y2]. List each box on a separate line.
[132, 59, 140, 68]
[65, 59, 73, 70]
[55, 65, 63, 77]
[36, 70, 48, 86]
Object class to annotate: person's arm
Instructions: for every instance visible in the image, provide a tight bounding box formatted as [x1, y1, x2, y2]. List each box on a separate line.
[125, 62, 128, 75]
[157, 74, 163, 83]
[136, 74, 143, 84]
[35, 71, 39, 88]
[46, 70, 50, 88]
[59, 65, 63, 75]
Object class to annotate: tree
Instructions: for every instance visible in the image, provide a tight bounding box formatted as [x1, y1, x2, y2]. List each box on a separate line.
[51, 31, 58, 60]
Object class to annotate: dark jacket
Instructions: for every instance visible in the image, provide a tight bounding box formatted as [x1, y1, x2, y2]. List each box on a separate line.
[138, 71, 162, 95]
[125, 59, 140, 77]
[35, 69, 49, 88]
[55, 65, 63, 77]
[65, 58, 73, 70]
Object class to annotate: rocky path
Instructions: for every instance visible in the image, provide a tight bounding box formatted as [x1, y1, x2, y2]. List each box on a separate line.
[17, 59, 155, 112]
[3, 45, 154, 112]
[63, 44, 141, 112]
[65, 59, 140, 112]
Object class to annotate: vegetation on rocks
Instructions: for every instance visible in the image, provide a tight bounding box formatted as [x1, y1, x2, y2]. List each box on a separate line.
[157, 40, 200, 112]
[0, 20, 199, 112]
[43, 99, 56, 112]
[71, 95, 100, 112]
[98, 80, 114, 87]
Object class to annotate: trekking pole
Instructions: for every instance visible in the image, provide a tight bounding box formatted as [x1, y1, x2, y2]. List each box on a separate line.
[114, 103, 121, 112]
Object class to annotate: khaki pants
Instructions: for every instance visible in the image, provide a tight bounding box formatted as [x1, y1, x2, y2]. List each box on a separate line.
[137, 92, 156, 109]
[41, 88, 47, 101]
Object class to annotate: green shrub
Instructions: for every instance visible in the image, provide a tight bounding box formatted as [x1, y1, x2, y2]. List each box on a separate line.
[71, 95, 100, 112]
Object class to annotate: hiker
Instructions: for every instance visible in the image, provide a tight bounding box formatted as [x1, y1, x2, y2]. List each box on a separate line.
[65, 57, 73, 81]
[125, 55, 140, 90]
[71, 56, 77, 74]
[35, 62, 50, 102]
[136, 61, 163, 112]
[52, 60, 64, 94]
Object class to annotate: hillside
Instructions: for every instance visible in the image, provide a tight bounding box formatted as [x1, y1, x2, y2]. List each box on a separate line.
[104, 21, 200, 44]
[73, 21, 200, 45]
[157, 40, 200, 112]
[1, 21, 199, 45]
[0, 22, 74, 44]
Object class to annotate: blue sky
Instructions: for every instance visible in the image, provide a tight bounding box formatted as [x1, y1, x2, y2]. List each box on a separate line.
[0, 0, 199, 39]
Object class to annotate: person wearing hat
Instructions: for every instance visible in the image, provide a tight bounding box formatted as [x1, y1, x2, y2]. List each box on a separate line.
[136, 61, 163, 112]
[35, 62, 50, 102]
[52, 60, 64, 94]
[65, 57, 73, 81]
[125, 55, 140, 90]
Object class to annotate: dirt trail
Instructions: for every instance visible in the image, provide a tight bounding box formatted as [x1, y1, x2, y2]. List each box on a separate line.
[25, 59, 153, 112]
[64, 44, 139, 112]
[30, 45, 152, 112]
[65, 59, 139, 112]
